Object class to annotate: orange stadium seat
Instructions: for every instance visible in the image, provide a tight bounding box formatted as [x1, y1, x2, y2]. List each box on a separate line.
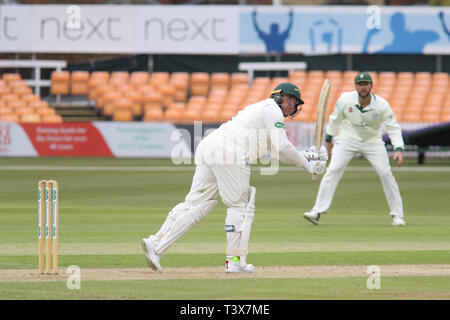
[142, 91, 163, 110]
[211, 73, 230, 91]
[421, 111, 440, 123]
[440, 110, 450, 122]
[88, 79, 108, 100]
[117, 84, 134, 96]
[270, 77, 288, 87]
[165, 102, 185, 112]
[161, 83, 176, 108]
[366, 71, 378, 84]
[2, 94, 18, 107]
[71, 71, 90, 95]
[15, 106, 34, 117]
[123, 90, 143, 117]
[90, 71, 110, 81]
[109, 77, 129, 89]
[231, 73, 249, 87]
[11, 83, 32, 97]
[37, 107, 56, 117]
[22, 94, 41, 106]
[50, 71, 70, 95]
[171, 78, 189, 102]
[307, 70, 325, 82]
[41, 114, 63, 123]
[201, 109, 219, 124]
[289, 70, 307, 80]
[2, 73, 21, 84]
[190, 73, 210, 96]
[164, 107, 182, 123]
[181, 108, 201, 124]
[253, 77, 271, 87]
[88, 72, 110, 99]
[113, 109, 133, 122]
[187, 96, 207, 111]
[149, 72, 169, 89]
[129, 72, 149, 88]
[20, 113, 41, 123]
[9, 100, 27, 110]
[143, 107, 164, 122]
[101, 91, 122, 116]
[343, 71, 359, 82]
[203, 102, 223, 113]
[218, 109, 236, 123]
[222, 102, 239, 114]
[0, 106, 13, 116]
[93, 85, 113, 108]
[402, 112, 422, 123]
[0, 113, 19, 122]
[378, 71, 396, 83]
[0, 85, 11, 97]
[114, 98, 133, 112]
[111, 71, 129, 81]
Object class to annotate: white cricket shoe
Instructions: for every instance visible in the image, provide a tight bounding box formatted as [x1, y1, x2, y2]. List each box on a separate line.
[304, 210, 321, 225]
[225, 258, 254, 273]
[141, 238, 162, 271]
[391, 215, 406, 226]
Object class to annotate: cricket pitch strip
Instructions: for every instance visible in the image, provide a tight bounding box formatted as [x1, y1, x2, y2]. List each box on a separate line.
[1, 264, 450, 282]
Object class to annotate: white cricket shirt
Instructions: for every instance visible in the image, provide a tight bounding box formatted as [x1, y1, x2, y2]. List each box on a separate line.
[326, 91, 404, 150]
[196, 98, 308, 168]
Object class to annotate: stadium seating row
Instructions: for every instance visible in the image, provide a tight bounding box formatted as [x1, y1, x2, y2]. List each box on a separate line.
[49, 70, 450, 124]
[0, 73, 63, 123]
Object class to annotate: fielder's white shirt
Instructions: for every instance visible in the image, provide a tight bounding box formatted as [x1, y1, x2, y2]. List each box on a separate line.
[326, 91, 404, 150]
[196, 98, 308, 168]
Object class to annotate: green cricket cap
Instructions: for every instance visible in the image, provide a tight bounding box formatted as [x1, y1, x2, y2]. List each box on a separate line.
[354, 72, 373, 83]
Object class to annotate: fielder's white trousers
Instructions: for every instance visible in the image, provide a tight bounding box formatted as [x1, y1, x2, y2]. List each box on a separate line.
[312, 139, 404, 217]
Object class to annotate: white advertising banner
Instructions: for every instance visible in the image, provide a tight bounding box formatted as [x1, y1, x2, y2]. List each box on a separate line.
[0, 122, 38, 157]
[0, 6, 32, 52]
[30, 5, 136, 53]
[134, 6, 238, 54]
[0, 5, 238, 54]
[93, 122, 192, 158]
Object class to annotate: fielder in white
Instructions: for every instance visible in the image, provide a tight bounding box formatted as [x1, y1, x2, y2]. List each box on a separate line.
[304, 72, 406, 227]
[142, 82, 328, 273]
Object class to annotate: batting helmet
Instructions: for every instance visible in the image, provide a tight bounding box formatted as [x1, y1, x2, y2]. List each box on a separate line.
[270, 82, 304, 106]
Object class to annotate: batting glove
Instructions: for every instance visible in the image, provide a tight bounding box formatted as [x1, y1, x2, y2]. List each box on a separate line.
[304, 146, 319, 160]
[305, 160, 326, 175]
[318, 145, 328, 161]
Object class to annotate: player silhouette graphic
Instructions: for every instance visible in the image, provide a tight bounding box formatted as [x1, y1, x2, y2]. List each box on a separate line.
[363, 12, 439, 54]
[252, 9, 294, 53]
[439, 11, 449, 40]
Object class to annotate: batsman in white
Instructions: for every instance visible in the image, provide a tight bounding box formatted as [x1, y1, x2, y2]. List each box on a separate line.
[142, 82, 328, 273]
[304, 72, 406, 227]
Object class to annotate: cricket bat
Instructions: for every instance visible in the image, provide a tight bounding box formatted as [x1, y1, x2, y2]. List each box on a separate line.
[312, 79, 331, 180]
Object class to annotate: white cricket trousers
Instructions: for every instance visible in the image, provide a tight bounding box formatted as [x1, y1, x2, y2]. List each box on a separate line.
[186, 163, 251, 209]
[313, 139, 404, 217]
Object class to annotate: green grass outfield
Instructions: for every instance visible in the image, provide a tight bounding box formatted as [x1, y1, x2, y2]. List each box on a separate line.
[0, 157, 449, 300]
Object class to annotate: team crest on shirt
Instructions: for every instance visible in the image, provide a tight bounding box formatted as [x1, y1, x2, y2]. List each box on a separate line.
[349, 107, 353, 113]
[372, 113, 379, 120]
[274, 122, 285, 129]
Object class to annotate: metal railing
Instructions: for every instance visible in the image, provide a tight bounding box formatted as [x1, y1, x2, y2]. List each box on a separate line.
[0, 59, 67, 96]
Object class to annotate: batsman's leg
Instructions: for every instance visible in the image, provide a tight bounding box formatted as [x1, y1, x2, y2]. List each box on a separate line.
[225, 186, 256, 273]
[143, 165, 218, 271]
[211, 163, 254, 273]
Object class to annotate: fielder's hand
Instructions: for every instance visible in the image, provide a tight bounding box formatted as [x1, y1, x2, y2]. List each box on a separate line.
[393, 151, 403, 167]
[305, 160, 326, 175]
